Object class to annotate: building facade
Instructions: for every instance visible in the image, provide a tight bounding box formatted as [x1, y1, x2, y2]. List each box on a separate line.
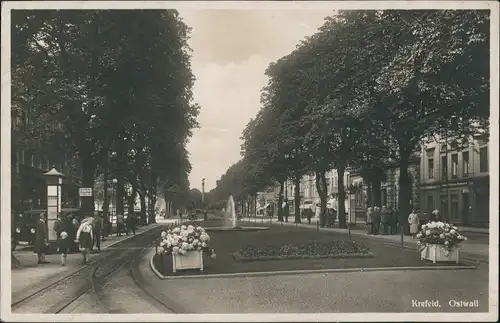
[419, 135, 489, 227]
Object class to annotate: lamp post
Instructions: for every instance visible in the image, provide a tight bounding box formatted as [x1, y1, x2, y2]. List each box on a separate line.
[43, 167, 63, 251]
[112, 178, 118, 218]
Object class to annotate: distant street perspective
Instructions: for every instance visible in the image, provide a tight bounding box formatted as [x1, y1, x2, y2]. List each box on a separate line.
[5, 4, 496, 321]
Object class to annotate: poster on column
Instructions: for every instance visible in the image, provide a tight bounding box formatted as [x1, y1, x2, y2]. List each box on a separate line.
[47, 204, 58, 241]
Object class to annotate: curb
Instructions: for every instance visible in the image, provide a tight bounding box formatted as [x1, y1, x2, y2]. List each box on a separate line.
[103, 223, 162, 250]
[150, 254, 477, 280]
[11, 223, 161, 306]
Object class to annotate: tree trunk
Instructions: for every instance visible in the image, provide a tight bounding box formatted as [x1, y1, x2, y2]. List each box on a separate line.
[80, 155, 95, 217]
[366, 182, 373, 207]
[372, 178, 382, 207]
[102, 159, 110, 219]
[278, 180, 284, 221]
[315, 171, 328, 227]
[139, 188, 147, 225]
[294, 175, 301, 223]
[337, 165, 347, 228]
[127, 179, 138, 216]
[398, 150, 412, 235]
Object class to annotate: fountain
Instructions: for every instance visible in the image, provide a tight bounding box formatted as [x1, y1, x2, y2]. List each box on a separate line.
[224, 195, 237, 228]
[204, 194, 269, 232]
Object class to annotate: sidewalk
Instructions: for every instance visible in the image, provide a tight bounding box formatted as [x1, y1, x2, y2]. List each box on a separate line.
[11, 222, 161, 303]
[241, 217, 489, 260]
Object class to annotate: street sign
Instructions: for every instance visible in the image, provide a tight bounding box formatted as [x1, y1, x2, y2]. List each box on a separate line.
[79, 188, 93, 197]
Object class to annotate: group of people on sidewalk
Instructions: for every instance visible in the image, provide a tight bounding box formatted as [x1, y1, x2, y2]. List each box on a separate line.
[33, 211, 138, 266]
[365, 206, 399, 235]
[408, 209, 441, 238]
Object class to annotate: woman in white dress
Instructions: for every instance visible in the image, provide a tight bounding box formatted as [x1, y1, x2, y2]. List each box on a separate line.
[407, 210, 420, 238]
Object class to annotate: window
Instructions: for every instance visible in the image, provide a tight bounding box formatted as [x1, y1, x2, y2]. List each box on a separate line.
[451, 154, 458, 178]
[441, 155, 448, 179]
[479, 147, 488, 173]
[428, 158, 434, 179]
[462, 151, 469, 176]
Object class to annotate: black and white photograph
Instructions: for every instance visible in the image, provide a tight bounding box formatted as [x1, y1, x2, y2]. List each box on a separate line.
[1, 1, 498, 321]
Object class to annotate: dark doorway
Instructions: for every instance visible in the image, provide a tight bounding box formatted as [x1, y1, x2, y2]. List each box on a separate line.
[462, 192, 470, 225]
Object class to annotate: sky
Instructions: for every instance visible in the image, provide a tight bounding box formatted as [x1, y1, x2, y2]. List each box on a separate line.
[179, 9, 334, 191]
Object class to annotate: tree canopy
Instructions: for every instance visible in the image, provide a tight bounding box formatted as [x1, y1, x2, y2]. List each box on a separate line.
[227, 9, 489, 226]
[12, 10, 199, 219]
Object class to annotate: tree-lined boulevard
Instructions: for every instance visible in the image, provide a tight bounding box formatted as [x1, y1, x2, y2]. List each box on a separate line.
[208, 10, 489, 229]
[6, 6, 494, 319]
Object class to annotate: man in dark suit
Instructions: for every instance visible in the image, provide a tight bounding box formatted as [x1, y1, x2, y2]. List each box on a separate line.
[34, 213, 49, 264]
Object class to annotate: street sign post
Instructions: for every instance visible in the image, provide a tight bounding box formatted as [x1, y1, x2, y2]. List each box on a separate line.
[79, 188, 93, 197]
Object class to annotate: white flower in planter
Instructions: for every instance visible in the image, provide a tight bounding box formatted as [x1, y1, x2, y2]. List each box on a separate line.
[187, 243, 194, 250]
[181, 225, 187, 230]
[450, 229, 456, 234]
[422, 224, 427, 230]
[161, 231, 167, 238]
[172, 246, 180, 255]
[166, 241, 172, 248]
[160, 241, 166, 247]
[178, 248, 186, 255]
[416, 233, 422, 238]
[196, 226, 205, 232]
[444, 241, 449, 245]
[197, 246, 202, 251]
[188, 225, 195, 230]
[200, 233, 210, 242]
[182, 236, 188, 242]
[181, 242, 189, 250]
[193, 239, 199, 246]
[440, 233, 445, 239]
[425, 230, 431, 236]
[172, 227, 181, 234]
[201, 242, 207, 248]
[171, 239, 178, 246]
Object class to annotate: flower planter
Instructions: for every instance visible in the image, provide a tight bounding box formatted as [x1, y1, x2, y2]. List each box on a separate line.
[172, 250, 204, 273]
[420, 244, 459, 264]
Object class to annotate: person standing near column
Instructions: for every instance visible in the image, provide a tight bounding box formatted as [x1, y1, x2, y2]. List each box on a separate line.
[34, 212, 49, 264]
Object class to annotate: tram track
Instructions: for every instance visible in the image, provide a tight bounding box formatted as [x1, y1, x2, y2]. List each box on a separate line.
[11, 226, 164, 314]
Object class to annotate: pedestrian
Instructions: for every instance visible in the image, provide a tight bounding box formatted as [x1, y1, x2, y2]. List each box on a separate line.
[430, 209, 440, 222]
[34, 212, 49, 264]
[54, 212, 65, 244]
[408, 209, 420, 238]
[372, 206, 381, 234]
[388, 207, 398, 234]
[75, 217, 94, 265]
[116, 213, 124, 236]
[283, 199, 289, 222]
[315, 204, 321, 224]
[380, 206, 389, 235]
[57, 231, 71, 266]
[306, 208, 313, 224]
[178, 210, 183, 223]
[365, 207, 373, 234]
[92, 213, 103, 252]
[126, 212, 136, 235]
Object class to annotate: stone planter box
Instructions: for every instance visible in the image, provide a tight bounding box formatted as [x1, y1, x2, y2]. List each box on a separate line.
[172, 250, 204, 273]
[420, 244, 459, 264]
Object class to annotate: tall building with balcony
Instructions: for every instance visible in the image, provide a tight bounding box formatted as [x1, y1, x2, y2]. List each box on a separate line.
[419, 135, 489, 227]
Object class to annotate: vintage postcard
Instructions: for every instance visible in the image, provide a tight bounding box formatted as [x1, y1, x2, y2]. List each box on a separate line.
[1, 1, 498, 322]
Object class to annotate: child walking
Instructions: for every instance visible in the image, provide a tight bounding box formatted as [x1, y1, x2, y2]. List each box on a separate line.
[58, 231, 71, 266]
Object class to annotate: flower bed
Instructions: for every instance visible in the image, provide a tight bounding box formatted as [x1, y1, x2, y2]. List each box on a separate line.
[416, 221, 467, 256]
[156, 225, 216, 259]
[233, 240, 374, 261]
